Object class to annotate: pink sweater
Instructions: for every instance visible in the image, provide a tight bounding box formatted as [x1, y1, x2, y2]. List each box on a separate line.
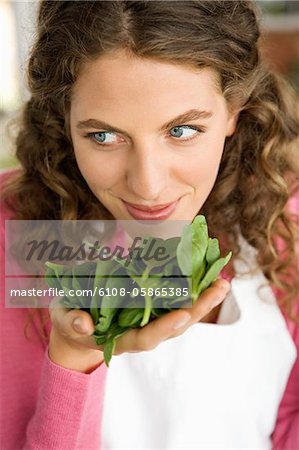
[0, 171, 298, 450]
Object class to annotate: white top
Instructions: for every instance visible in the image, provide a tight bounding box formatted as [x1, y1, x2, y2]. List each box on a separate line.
[101, 237, 297, 449]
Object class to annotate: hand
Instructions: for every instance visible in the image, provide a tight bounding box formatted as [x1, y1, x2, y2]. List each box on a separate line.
[48, 278, 230, 372]
[113, 278, 230, 353]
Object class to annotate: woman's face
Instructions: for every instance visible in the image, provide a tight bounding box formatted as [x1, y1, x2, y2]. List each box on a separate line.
[70, 51, 237, 221]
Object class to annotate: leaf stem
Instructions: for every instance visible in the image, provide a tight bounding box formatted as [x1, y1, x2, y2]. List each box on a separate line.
[140, 293, 152, 327]
[142, 265, 151, 280]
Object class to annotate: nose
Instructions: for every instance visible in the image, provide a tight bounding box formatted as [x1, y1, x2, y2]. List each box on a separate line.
[126, 142, 168, 201]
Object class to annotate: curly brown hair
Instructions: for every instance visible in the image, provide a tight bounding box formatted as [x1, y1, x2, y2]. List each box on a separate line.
[3, 0, 299, 336]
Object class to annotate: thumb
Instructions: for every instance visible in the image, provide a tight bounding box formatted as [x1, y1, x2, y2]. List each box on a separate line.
[49, 297, 95, 337]
[70, 311, 95, 335]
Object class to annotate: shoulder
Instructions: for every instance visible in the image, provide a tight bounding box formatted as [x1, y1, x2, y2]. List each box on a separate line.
[287, 189, 299, 215]
[0, 167, 20, 185]
[0, 168, 22, 244]
[0, 168, 21, 220]
[282, 188, 299, 341]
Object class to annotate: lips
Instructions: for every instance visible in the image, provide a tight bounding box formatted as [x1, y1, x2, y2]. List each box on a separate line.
[123, 199, 180, 220]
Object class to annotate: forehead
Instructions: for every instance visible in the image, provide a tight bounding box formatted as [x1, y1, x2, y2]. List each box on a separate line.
[69, 51, 227, 131]
[72, 51, 221, 101]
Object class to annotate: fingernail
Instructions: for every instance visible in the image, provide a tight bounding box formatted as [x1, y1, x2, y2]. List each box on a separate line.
[212, 295, 225, 308]
[219, 281, 230, 293]
[173, 313, 191, 330]
[73, 317, 88, 334]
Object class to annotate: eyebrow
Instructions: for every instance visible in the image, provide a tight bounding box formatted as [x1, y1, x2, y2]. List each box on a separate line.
[162, 109, 213, 131]
[76, 109, 213, 135]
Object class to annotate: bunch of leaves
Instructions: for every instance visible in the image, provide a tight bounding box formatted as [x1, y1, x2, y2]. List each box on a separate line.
[45, 215, 232, 366]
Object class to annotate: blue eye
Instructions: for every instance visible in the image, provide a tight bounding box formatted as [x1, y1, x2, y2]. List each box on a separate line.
[169, 126, 199, 140]
[91, 131, 118, 144]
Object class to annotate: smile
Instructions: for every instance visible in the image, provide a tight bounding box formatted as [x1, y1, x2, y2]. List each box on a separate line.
[122, 199, 181, 220]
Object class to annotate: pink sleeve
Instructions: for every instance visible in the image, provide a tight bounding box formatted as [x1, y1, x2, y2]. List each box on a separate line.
[271, 191, 299, 449]
[0, 171, 108, 450]
[271, 323, 299, 450]
[24, 350, 108, 450]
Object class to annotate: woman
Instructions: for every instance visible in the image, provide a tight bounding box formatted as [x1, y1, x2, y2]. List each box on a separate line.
[1, 1, 298, 448]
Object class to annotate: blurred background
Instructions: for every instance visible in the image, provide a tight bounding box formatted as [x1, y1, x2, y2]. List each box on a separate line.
[0, 0, 299, 171]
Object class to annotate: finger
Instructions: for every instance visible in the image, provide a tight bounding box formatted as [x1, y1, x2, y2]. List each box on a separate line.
[184, 278, 231, 323]
[115, 307, 192, 354]
[115, 279, 231, 353]
[165, 279, 231, 338]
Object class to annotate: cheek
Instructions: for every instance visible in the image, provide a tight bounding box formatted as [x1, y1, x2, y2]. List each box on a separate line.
[74, 150, 116, 189]
[182, 135, 225, 186]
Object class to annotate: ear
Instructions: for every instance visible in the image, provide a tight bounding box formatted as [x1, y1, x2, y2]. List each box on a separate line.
[226, 111, 239, 137]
